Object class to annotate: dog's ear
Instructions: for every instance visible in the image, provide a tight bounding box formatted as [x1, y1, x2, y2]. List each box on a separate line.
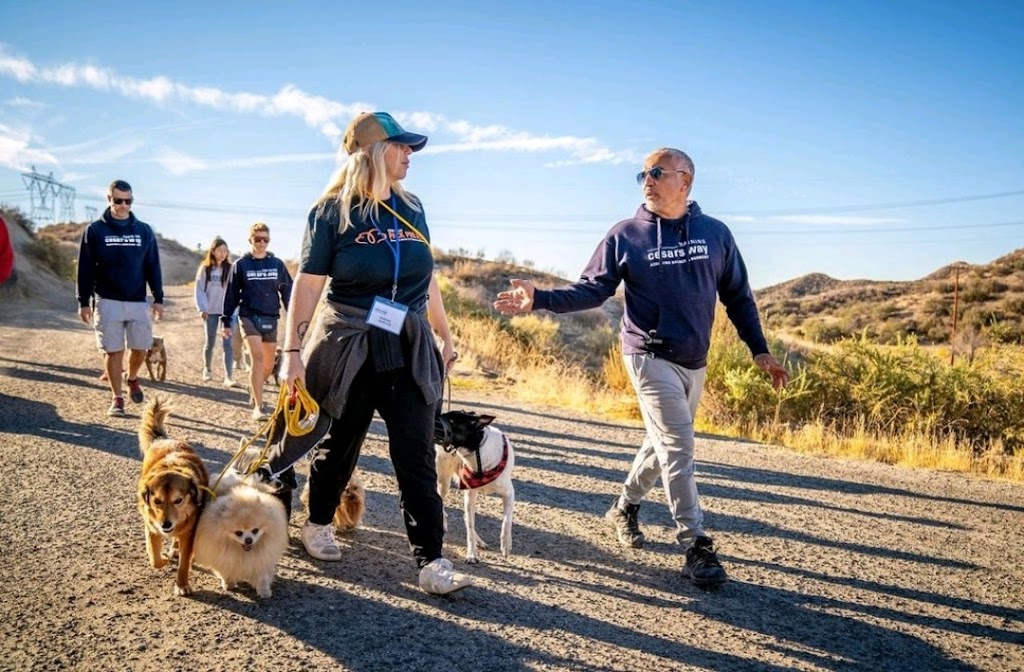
[140, 483, 152, 505]
[189, 480, 203, 506]
[478, 414, 496, 427]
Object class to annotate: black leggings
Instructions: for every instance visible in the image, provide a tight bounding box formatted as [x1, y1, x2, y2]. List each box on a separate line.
[306, 362, 443, 568]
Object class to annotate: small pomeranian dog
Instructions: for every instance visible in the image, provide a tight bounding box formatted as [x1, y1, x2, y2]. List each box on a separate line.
[300, 468, 366, 532]
[193, 472, 288, 598]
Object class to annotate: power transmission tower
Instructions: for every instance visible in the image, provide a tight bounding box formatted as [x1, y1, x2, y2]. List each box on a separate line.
[84, 206, 98, 221]
[21, 166, 59, 225]
[58, 184, 76, 222]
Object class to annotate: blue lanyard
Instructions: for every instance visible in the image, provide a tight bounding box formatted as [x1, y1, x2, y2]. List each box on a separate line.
[370, 195, 401, 301]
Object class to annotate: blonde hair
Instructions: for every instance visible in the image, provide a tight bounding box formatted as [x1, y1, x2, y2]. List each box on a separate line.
[249, 222, 270, 238]
[315, 142, 420, 232]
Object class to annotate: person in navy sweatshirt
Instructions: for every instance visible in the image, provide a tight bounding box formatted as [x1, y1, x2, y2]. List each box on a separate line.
[494, 147, 789, 587]
[221, 222, 293, 420]
[77, 180, 163, 418]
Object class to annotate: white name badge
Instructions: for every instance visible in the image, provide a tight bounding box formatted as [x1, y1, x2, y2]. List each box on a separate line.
[367, 296, 409, 335]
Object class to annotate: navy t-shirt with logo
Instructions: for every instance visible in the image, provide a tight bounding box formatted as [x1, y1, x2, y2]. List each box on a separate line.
[301, 196, 433, 311]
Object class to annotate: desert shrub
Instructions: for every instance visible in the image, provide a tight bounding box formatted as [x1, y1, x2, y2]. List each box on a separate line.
[601, 341, 633, 394]
[803, 319, 847, 344]
[508, 314, 560, 352]
[23, 236, 75, 279]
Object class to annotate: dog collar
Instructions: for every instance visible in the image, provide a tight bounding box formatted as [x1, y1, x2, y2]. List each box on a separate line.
[457, 435, 510, 490]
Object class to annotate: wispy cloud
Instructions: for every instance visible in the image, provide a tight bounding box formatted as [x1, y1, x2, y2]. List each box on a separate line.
[153, 146, 334, 175]
[0, 47, 629, 165]
[5, 96, 46, 109]
[766, 215, 907, 226]
[0, 123, 58, 170]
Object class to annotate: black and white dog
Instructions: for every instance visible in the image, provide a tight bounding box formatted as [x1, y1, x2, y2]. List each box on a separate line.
[434, 410, 515, 564]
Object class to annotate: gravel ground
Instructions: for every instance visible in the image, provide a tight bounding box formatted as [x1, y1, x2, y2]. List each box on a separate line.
[1, 285, 1022, 672]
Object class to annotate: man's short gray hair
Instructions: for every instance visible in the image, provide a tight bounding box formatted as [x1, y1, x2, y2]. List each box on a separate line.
[652, 148, 695, 178]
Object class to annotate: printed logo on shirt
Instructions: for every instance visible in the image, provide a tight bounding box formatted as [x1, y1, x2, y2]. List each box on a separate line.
[104, 234, 143, 247]
[354, 228, 426, 246]
[646, 239, 710, 267]
[245, 268, 279, 281]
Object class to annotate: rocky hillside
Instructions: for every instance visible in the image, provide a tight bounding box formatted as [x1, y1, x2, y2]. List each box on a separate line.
[757, 248, 1024, 345]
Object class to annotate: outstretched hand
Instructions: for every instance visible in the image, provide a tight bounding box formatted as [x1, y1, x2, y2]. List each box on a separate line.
[754, 353, 789, 390]
[493, 278, 536, 315]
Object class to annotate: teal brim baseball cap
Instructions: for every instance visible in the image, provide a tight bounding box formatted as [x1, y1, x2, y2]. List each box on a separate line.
[343, 111, 428, 155]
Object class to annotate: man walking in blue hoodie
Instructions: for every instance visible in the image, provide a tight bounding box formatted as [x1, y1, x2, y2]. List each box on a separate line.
[494, 147, 788, 586]
[77, 180, 163, 417]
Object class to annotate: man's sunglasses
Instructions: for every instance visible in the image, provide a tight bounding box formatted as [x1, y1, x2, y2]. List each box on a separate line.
[252, 236, 270, 243]
[111, 198, 133, 205]
[635, 167, 688, 185]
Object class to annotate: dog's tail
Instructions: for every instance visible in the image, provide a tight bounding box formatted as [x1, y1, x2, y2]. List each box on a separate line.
[138, 397, 171, 454]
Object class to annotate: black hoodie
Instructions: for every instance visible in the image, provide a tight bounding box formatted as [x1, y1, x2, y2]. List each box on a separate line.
[76, 208, 163, 307]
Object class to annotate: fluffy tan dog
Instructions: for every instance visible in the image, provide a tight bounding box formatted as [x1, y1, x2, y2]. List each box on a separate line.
[300, 469, 366, 532]
[137, 398, 210, 596]
[193, 473, 288, 598]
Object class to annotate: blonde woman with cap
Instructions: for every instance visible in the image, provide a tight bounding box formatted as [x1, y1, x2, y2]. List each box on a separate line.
[256, 112, 468, 595]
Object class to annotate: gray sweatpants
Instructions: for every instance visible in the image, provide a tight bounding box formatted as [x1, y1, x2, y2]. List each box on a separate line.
[619, 353, 707, 548]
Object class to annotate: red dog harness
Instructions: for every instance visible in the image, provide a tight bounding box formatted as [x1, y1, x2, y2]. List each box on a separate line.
[458, 435, 510, 490]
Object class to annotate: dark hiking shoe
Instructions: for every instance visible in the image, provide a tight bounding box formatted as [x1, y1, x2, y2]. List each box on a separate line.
[254, 465, 297, 521]
[605, 501, 644, 548]
[683, 536, 728, 586]
[107, 396, 126, 417]
[126, 378, 144, 404]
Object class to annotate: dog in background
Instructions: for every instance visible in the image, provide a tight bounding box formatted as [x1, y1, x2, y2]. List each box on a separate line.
[300, 469, 366, 533]
[193, 471, 288, 598]
[435, 411, 515, 564]
[145, 336, 167, 382]
[137, 397, 210, 596]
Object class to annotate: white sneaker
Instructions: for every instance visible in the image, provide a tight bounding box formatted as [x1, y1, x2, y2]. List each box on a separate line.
[418, 558, 473, 595]
[224, 376, 238, 388]
[202, 369, 212, 381]
[251, 403, 269, 421]
[301, 522, 342, 561]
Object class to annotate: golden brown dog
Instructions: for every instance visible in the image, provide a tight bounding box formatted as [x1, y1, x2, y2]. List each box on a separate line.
[145, 336, 167, 382]
[137, 397, 209, 596]
[300, 469, 366, 532]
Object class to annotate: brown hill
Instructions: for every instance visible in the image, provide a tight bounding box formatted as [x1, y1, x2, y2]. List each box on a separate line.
[756, 248, 1024, 345]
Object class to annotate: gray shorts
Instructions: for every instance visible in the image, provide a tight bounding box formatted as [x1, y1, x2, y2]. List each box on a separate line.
[94, 298, 153, 353]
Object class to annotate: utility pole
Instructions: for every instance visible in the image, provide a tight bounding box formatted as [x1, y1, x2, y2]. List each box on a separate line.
[950, 264, 961, 366]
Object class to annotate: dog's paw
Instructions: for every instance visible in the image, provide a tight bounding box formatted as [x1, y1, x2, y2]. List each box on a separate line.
[151, 557, 168, 569]
[256, 586, 272, 599]
[174, 583, 193, 597]
[465, 555, 480, 564]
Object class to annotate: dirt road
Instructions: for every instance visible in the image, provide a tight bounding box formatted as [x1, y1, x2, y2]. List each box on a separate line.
[1, 286, 1022, 671]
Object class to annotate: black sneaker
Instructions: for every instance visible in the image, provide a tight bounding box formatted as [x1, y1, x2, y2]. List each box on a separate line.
[605, 500, 644, 548]
[254, 466, 297, 521]
[683, 536, 728, 586]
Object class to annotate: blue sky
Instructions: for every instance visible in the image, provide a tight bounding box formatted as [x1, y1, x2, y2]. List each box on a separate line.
[1, 1, 1022, 289]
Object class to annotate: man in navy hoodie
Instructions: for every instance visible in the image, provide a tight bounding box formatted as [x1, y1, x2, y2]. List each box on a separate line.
[77, 180, 163, 417]
[494, 148, 788, 586]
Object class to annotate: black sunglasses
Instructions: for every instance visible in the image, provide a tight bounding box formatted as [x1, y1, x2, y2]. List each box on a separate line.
[635, 167, 688, 185]
[112, 198, 133, 205]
